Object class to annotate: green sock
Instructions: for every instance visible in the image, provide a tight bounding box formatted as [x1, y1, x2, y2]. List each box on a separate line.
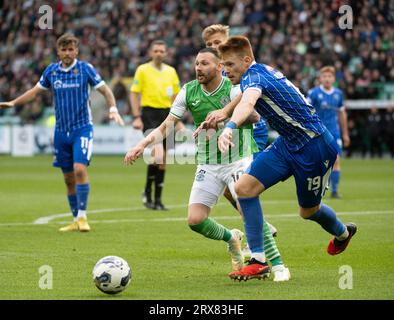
[189, 218, 232, 242]
[263, 220, 282, 264]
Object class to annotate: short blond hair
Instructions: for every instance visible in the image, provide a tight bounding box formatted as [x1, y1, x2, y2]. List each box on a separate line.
[320, 66, 335, 76]
[202, 24, 230, 42]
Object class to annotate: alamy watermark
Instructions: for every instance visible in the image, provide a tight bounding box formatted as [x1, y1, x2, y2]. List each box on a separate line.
[338, 5, 353, 30]
[139, 125, 255, 165]
[38, 5, 53, 30]
[338, 265, 353, 290]
[38, 265, 53, 289]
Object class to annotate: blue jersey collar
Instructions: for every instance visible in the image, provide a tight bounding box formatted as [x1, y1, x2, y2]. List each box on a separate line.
[319, 85, 335, 95]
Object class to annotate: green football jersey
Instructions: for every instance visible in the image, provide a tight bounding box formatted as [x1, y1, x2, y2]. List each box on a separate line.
[170, 77, 258, 164]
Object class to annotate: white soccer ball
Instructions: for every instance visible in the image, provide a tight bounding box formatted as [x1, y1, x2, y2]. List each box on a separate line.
[93, 256, 131, 294]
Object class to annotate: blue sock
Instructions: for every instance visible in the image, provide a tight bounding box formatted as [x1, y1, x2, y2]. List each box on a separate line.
[76, 183, 90, 211]
[330, 170, 340, 193]
[307, 203, 346, 237]
[67, 194, 78, 218]
[238, 197, 264, 253]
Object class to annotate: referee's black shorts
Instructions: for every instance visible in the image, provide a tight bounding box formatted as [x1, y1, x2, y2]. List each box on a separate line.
[141, 106, 171, 149]
[141, 106, 170, 132]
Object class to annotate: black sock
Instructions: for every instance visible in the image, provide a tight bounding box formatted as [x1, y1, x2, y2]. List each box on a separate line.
[229, 198, 238, 210]
[154, 169, 166, 204]
[145, 165, 158, 202]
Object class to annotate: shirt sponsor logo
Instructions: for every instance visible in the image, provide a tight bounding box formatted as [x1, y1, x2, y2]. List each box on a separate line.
[53, 80, 81, 89]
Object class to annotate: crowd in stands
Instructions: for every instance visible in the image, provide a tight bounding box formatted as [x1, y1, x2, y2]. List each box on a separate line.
[0, 0, 393, 156]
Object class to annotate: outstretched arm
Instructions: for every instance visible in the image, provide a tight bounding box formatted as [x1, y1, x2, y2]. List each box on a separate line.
[124, 114, 180, 165]
[338, 107, 350, 148]
[97, 84, 125, 126]
[218, 89, 261, 153]
[0, 85, 44, 109]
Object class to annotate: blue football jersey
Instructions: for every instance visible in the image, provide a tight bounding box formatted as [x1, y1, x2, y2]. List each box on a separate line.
[240, 63, 326, 152]
[38, 59, 105, 132]
[222, 67, 269, 151]
[253, 118, 269, 152]
[307, 86, 344, 137]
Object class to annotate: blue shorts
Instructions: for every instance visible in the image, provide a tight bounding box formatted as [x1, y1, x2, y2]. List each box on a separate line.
[53, 125, 94, 173]
[246, 130, 338, 208]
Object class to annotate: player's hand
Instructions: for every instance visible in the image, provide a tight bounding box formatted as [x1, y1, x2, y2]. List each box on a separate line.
[124, 144, 144, 165]
[205, 109, 228, 127]
[132, 117, 144, 130]
[342, 134, 351, 148]
[218, 127, 234, 153]
[192, 120, 216, 139]
[0, 101, 15, 109]
[109, 110, 125, 126]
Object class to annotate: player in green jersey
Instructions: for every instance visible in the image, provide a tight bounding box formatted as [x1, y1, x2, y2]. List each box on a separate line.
[124, 48, 287, 279]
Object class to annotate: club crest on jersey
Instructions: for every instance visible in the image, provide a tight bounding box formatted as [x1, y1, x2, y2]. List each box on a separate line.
[220, 96, 230, 107]
[195, 169, 206, 181]
[73, 68, 79, 75]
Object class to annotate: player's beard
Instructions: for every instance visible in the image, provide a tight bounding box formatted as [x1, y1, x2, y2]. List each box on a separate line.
[196, 71, 215, 84]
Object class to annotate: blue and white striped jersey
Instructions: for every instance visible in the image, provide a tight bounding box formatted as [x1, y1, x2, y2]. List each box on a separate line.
[307, 85, 344, 137]
[38, 59, 105, 132]
[240, 63, 326, 151]
[222, 68, 268, 151]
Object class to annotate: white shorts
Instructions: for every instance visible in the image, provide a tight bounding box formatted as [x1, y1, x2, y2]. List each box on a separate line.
[189, 156, 253, 208]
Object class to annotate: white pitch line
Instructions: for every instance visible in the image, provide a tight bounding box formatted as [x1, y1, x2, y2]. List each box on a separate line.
[32, 200, 300, 225]
[1, 209, 393, 228]
[55, 210, 394, 224]
[32, 203, 191, 225]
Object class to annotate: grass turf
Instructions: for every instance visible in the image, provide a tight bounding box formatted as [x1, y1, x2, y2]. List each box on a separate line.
[0, 155, 393, 299]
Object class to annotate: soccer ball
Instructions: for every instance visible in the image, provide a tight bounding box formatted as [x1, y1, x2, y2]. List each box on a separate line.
[93, 256, 131, 294]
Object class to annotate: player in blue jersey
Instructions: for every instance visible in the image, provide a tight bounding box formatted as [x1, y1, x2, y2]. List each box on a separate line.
[214, 36, 357, 281]
[199, 25, 290, 281]
[0, 33, 124, 232]
[308, 66, 350, 198]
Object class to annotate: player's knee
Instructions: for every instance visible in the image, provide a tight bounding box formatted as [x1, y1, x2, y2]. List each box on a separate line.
[187, 213, 204, 226]
[299, 205, 320, 219]
[187, 204, 209, 226]
[73, 164, 88, 182]
[235, 181, 257, 198]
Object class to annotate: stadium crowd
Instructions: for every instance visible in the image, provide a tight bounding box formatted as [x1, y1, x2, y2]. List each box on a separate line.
[0, 0, 393, 156]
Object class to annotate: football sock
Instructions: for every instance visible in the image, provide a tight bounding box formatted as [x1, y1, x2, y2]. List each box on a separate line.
[331, 170, 340, 193]
[154, 168, 165, 203]
[77, 210, 87, 219]
[229, 197, 238, 210]
[251, 252, 266, 263]
[270, 256, 283, 267]
[307, 203, 347, 237]
[263, 220, 281, 264]
[238, 197, 265, 262]
[189, 218, 232, 241]
[76, 183, 90, 218]
[67, 194, 78, 218]
[145, 165, 157, 201]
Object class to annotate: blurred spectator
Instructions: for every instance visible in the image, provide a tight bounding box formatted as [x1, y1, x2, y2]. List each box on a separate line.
[383, 106, 394, 158]
[110, 74, 130, 116]
[366, 107, 384, 158]
[346, 115, 368, 158]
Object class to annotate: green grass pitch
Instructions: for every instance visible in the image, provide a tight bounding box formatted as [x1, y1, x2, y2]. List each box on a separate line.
[0, 155, 393, 300]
